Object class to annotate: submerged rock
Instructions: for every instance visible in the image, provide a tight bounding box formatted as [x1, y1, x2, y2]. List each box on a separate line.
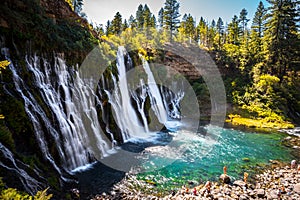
[242, 157, 250, 162]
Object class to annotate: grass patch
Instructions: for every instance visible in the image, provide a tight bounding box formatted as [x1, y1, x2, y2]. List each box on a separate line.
[226, 114, 295, 129]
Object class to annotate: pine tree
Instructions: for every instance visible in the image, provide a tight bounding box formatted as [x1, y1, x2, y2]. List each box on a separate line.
[105, 20, 112, 36]
[111, 12, 122, 35]
[249, 1, 267, 63]
[252, 1, 267, 38]
[182, 13, 188, 23]
[227, 15, 241, 44]
[150, 15, 157, 28]
[216, 17, 224, 47]
[198, 17, 208, 46]
[239, 8, 250, 37]
[95, 24, 105, 37]
[158, 8, 164, 28]
[128, 15, 137, 29]
[185, 14, 195, 37]
[136, 4, 144, 29]
[163, 0, 181, 40]
[123, 19, 129, 31]
[264, 0, 300, 79]
[208, 20, 217, 49]
[143, 4, 152, 28]
[68, 0, 83, 14]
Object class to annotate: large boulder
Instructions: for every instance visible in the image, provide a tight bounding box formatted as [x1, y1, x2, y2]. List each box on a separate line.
[219, 174, 231, 184]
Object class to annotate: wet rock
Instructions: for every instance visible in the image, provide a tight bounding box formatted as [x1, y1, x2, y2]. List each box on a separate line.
[242, 157, 250, 162]
[219, 174, 231, 184]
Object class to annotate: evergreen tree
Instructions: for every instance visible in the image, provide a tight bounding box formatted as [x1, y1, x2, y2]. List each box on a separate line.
[123, 19, 129, 31]
[216, 17, 224, 47]
[105, 20, 112, 36]
[95, 24, 105, 37]
[163, 0, 181, 40]
[143, 4, 152, 28]
[158, 8, 164, 28]
[264, 0, 300, 79]
[150, 15, 157, 28]
[239, 8, 250, 37]
[111, 12, 123, 34]
[136, 4, 144, 29]
[185, 14, 195, 37]
[182, 13, 188, 22]
[198, 17, 208, 46]
[252, 1, 267, 38]
[71, 0, 83, 14]
[211, 19, 216, 28]
[208, 20, 217, 48]
[249, 1, 267, 63]
[128, 15, 137, 28]
[227, 15, 241, 44]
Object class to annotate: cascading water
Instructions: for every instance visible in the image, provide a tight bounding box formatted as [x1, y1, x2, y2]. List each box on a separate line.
[105, 47, 147, 140]
[0, 143, 43, 195]
[140, 57, 168, 124]
[104, 47, 184, 140]
[1, 45, 184, 195]
[5, 50, 112, 172]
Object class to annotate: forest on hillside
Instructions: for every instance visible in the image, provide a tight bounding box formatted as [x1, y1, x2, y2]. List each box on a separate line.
[0, 0, 299, 199]
[85, 0, 300, 128]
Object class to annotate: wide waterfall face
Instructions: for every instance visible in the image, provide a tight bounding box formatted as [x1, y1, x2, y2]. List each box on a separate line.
[2, 46, 183, 176]
[6, 53, 111, 172]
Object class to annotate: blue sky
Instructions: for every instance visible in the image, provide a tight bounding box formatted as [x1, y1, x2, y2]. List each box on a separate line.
[82, 0, 268, 27]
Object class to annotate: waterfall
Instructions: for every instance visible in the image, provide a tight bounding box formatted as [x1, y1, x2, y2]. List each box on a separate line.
[0, 143, 43, 195]
[3, 45, 184, 178]
[6, 52, 112, 171]
[141, 57, 168, 124]
[160, 84, 185, 120]
[104, 47, 149, 140]
[104, 47, 183, 140]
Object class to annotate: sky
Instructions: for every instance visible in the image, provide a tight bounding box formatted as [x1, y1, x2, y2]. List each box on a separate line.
[82, 0, 269, 27]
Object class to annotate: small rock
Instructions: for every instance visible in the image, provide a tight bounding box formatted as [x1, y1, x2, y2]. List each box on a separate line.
[256, 189, 265, 198]
[233, 180, 246, 188]
[242, 157, 250, 162]
[219, 174, 231, 184]
[269, 190, 279, 199]
[294, 183, 300, 194]
[285, 136, 292, 140]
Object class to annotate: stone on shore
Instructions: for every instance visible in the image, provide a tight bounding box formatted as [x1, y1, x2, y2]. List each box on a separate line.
[219, 174, 231, 184]
[256, 189, 265, 198]
[294, 183, 300, 194]
[233, 180, 246, 188]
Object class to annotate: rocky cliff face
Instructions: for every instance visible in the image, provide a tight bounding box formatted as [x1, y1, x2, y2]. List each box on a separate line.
[0, 0, 97, 63]
[0, 0, 99, 197]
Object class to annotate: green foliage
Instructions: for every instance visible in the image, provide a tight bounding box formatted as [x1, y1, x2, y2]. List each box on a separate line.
[0, 179, 52, 200]
[0, 0, 97, 64]
[239, 8, 250, 36]
[0, 125, 15, 151]
[163, 0, 181, 40]
[264, 0, 300, 80]
[111, 12, 123, 35]
[251, 1, 267, 38]
[34, 189, 52, 200]
[65, 0, 83, 14]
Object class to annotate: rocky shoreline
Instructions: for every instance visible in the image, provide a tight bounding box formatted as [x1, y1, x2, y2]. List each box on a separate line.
[90, 134, 300, 200]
